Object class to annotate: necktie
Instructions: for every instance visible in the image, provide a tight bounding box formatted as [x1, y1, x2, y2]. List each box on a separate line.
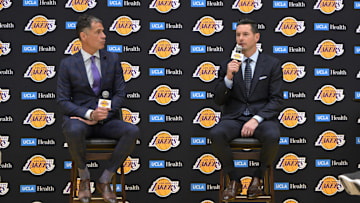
[244, 58, 252, 97]
[90, 56, 101, 95]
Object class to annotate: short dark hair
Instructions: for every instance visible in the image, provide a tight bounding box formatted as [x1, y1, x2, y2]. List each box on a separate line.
[236, 18, 259, 34]
[76, 14, 102, 39]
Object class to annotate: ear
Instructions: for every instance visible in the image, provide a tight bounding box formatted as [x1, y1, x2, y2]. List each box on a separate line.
[255, 33, 260, 43]
[79, 32, 87, 41]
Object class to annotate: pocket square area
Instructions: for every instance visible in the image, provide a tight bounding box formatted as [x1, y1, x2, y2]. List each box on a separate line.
[259, 76, 267, 80]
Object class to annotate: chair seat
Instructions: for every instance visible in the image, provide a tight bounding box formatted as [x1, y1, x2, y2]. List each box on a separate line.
[85, 139, 117, 149]
[230, 138, 262, 148]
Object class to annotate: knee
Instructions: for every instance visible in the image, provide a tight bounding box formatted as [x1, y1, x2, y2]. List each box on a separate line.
[63, 120, 88, 139]
[126, 125, 140, 141]
[209, 127, 227, 144]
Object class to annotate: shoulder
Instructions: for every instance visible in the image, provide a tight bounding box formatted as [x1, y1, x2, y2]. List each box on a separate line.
[100, 49, 119, 61]
[258, 52, 280, 65]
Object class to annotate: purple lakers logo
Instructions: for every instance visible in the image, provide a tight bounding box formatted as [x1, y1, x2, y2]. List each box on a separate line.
[314, 39, 344, 60]
[0, 41, 11, 56]
[121, 108, 140, 125]
[65, 0, 97, 12]
[24, 62, 56, 82]
[315, 176, 344, 196]
[314, 0, 343, 14]
[193, 62, 220, 82]
[193, 16, 223, 36]
[278, 108, 306, 128]
[232, 0, 262, 14]
[0, 135, 10, 149]
[149, 39, 180, 59]
[275, 17, 305, 37]
[149, 131, 180, 151]
[24, 15, 56, 36]
[240, 176, 252, 195]
[315, 130, 345, 150]
[148, 177, 180, 197]
[149, 85, 180, 105]
[0, 88, 10, 103]
[193, 154, 221, 174]
[23, 108, 55, 129]
[276, 153, 307, 173]
[63, 179, 95, 195]
[0, 0, 11, 11]
[149, 0, 180, 13]
[117, 156, 140, 175]
[22, 155, 55, 175]
[109, 16, 141, 36]
[64, 38, 82, 55]
[193, 108, 221, 128]
[121, 62, 140, 82]
[282, 62, 305, 82]
[0, 183, 9, 195]
[314, 85, 344, 105]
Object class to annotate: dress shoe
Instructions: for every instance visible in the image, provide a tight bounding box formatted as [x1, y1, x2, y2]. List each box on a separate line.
[78, 179, 91, 203]
[247, 177, 263, 199]
[222, 180, 242, 200]
[97, 181, 117, 203]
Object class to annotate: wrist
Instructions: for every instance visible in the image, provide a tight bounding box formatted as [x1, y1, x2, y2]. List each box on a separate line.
[90, 111, 95, 121]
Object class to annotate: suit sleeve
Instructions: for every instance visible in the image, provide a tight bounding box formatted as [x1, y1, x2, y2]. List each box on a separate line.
[214, 60, 232, 105]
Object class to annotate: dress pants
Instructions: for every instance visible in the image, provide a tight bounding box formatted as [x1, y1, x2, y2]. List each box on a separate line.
[63, 118, 140, 173]
[210, 116, 280, 179]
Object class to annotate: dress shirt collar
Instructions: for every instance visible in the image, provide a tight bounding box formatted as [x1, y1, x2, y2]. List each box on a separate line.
[80, 49, 100, 62]
[245, 49, 259, 64]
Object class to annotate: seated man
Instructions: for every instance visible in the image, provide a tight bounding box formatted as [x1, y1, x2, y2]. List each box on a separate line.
[210, 18, 283, 200]
[57, 14, 139, 203]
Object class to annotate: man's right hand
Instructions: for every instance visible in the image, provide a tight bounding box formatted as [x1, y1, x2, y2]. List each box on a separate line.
[91, 107, 110, 121]
[226, 60, 241, 80]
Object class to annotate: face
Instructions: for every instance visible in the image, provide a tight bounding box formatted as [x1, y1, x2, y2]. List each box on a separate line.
[80, 21, 106, 54]
[235, 24, 260, 56]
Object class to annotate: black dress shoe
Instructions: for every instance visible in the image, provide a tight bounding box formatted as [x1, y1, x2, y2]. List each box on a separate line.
[78, 179, 91, 203]
[222, 180, 242, 200]
[247, 177, 263, 199]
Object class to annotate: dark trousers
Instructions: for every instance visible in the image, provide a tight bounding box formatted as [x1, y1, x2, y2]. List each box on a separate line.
[210, 117, 280, 179]
[63, 118, 140, 173]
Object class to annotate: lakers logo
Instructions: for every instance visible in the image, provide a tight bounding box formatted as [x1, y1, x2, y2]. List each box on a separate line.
[314, 39, 344, 60]
[149, 39, 180, 59]
[149, 85, 180, 105]
[121, 108, 140, 125]
[149, 131, 180, 151]
[0, 88, 10, 103]
[64, 38, 82, 55]
[0, 0, 11, 11]
[282, 62, 305, 82]
[149, 0, 180, 13]
[240, 176, 252, 195]
[315, 130, 345, 150]
[284, 199, 299, 203]
[315, 176, 344, 196]
[201, 201, 215, 203]
[314, 0, 344, 14]
[117, 156, 140, 175]
[193, 108, 221, 128]
[278, 108, 306, 128]
[0, 183, 9, 195]
[193, 16, 223, 36]
[148, 177, 180, 197]
[23, 108, 55, 129]
[24, 15, 56, 36]
[121, 62, 140, 82]
[109, 16, 141, 36]
[63, 178, 95, 195]
[193, 62, 220, 82]
[0, 41, 11, 56]
[65, 0, 97, 12]
[24, 62, 56, 82]
[276, 153, 307, 173]
[22, 155, 55, 175]
[314, 85, 344, 105]
[232, 0, 262, 14]
[0, 135, 10, 149]
[275, 17, 305, 37]
[193, 154, 221, 174]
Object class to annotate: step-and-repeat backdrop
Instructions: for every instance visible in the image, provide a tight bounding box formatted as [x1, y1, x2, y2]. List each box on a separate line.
[1, 0, 360, 202]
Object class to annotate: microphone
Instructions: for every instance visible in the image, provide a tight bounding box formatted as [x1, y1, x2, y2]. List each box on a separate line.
[230, 44, 244, 75]
[97, 90, 111, 125]
[103, 55, 107, 60]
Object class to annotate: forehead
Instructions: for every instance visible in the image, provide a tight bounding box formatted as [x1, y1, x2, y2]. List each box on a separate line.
[89, 21, 104, 31]
[236, 24, 253, 33]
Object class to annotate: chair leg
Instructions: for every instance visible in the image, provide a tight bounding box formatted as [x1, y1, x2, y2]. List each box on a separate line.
[121, 166, 126, 202]
[70, 161, 76, 203]
[219, 169, 223, 203]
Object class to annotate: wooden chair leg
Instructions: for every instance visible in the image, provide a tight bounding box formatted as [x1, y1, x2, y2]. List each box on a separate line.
[70, 161, 76, 203]
[219, 169, 224, 203]
[121, 166, 126, 202]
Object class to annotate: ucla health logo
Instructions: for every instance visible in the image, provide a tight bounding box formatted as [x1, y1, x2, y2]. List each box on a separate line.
[193, 108, 221, 128]
[193, 16, 223, 36]
[315, 176, 344, 196]
[232, 0, 262, 13]
[314, 39, 343, 59]
[193, 154, 221, 174]
[24, 62, 56, 82]
[276, 153, 307, 173]
[0, 41, 11, 56]
[121, 62, 140, 82]
[193, 62, 220, 82]
[282, 62, 305, 82]
[149, 0, 180, 13]
[149, 39, 180, 59]
[278, 108, 306, 128]
[149, 131, 180, 151]
[0, 182, 9, 195]
[275, 17, 305, 37]
[117, 156, 140, 175]
[23, 155, 55, 175]
[148, 177, 180, 197]
[64, 38, 82, 55]
[121, 108, 140, 125]
[314, 85, 344, 105]
[65, 0, 96, 12]
[0, 135, 10, 149]
[149, 85, 180, 105]
[23, 108, 55, 129]
[315, 130, 345, 150]
[24, 15, 56, 36]
[0, 0, 11, 11]
[314, 0, 343, 14]
[0, 88, 10, 102]
[109, 16, 140, 36]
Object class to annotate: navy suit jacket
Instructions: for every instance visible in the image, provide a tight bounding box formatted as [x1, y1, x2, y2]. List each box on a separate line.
[57, 49, 125, 124]
[214, 52, 283, 121]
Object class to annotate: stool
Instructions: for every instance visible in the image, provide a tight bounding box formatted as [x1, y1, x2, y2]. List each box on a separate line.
[219, 138, 274, 203]
[69, 138, 126, 203]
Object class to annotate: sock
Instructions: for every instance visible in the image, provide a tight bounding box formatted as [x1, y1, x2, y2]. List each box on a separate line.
[78, 167, 90, 180]
[99, 169, 114, 183]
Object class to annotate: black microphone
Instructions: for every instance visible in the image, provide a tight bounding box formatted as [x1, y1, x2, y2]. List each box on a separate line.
[230, 44, 244, 75]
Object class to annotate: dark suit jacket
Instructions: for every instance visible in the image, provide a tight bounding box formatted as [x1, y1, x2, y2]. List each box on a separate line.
[214, 52, 283, 121]
[57, 49, 125, 124]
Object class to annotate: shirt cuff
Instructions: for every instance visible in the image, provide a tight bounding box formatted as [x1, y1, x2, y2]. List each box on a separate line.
[85, 109, 94, 120]
[224, 76, 233, 89]
[252, 115, 264, 124]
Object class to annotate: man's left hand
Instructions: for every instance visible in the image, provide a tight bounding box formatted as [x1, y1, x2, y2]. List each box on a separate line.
[241, 118, 259, 137]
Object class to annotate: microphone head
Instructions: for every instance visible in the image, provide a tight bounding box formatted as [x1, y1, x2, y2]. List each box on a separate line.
[235, 44, 242, 52]
[102, 91, 109, 99]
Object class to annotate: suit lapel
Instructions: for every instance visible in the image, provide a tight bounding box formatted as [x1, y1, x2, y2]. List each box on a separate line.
[74, 52, 93, 93]
[99, 50, 107, 92]
[234, 66, 247, 98]
[249, 53, 265, 97]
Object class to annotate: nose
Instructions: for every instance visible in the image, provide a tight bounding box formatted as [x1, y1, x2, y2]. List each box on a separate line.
[101, 31, 106, 39]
